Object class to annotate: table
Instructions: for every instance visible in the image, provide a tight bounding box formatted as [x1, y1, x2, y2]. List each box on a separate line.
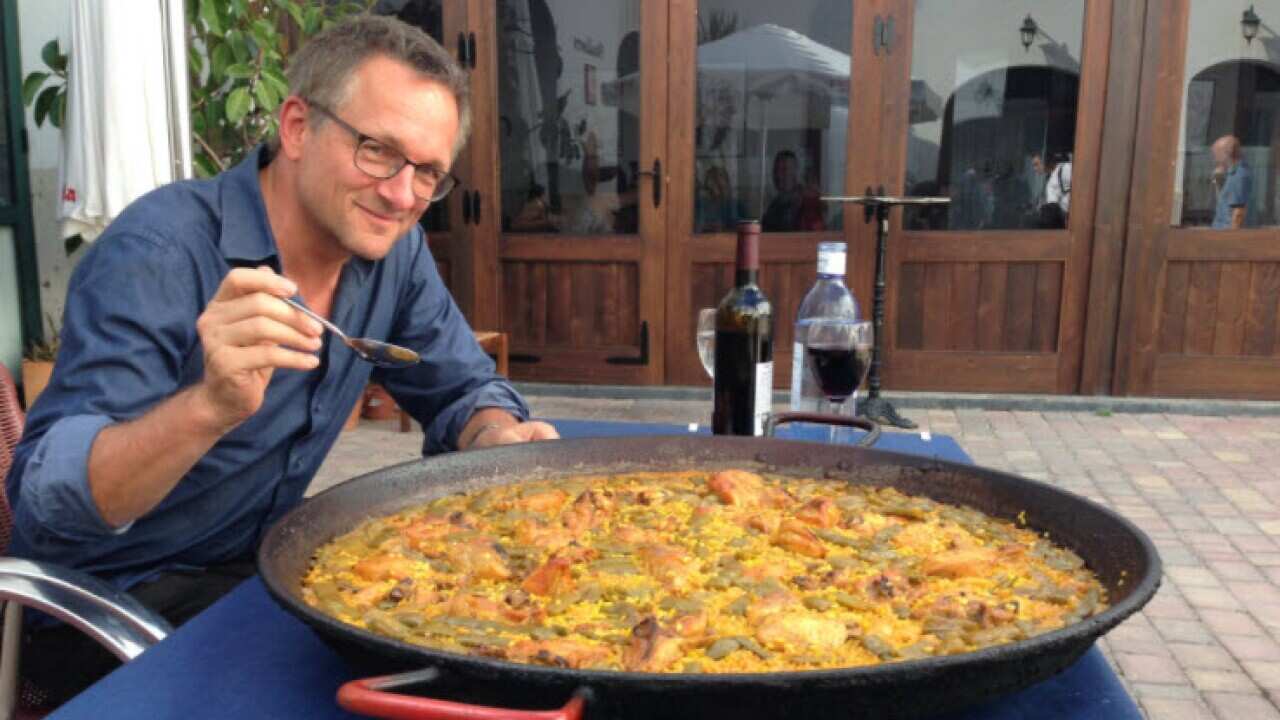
[48, 419, 1141, 720]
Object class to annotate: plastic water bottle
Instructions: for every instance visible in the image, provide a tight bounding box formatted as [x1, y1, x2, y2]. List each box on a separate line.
[790, 242, 860, 412]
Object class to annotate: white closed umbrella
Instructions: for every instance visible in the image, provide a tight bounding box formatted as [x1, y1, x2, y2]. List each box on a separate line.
[58, 1, 180, 243]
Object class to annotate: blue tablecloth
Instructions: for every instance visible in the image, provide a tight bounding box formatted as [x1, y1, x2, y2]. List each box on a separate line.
[49, 419, 1141, 720]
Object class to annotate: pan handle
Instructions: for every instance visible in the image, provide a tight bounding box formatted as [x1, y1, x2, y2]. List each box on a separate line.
[338, 669, 588, 720]
[764, 411, 881, 448]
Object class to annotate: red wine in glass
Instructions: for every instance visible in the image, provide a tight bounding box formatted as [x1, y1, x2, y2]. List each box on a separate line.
[806, 344, 871, 401]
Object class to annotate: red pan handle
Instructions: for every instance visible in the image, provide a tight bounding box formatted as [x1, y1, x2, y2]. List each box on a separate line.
[337, 669, 587, 720]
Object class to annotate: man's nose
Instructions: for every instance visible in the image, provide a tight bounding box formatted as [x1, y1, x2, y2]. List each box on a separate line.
[377, 164, 418, 210]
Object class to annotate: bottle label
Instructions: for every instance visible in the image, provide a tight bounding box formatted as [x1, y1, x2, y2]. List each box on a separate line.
[817, 250, 846, 277]
[754, 361, 773, 436]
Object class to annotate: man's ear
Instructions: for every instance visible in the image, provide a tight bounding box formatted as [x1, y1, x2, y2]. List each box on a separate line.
[276, 96, 311, 161]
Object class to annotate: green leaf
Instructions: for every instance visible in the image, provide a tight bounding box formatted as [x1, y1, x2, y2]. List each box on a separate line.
[224, 63, 255, 79]
[225, 86, 252, 124]
[285, 2, 306, 32]
[261, 68, 289, 99]
[193, 153, 220, 179]
[21, 72, 49, 106]
[303, 6, 321, 35]
[41, 39, 64, 73]
[52, 91, 66, 129]
[34, 85, 57, 128]
[211, 42, 233, 78]
[228, 30, 251, 63]
[199, 0, 224, 36]
[187, 47, 205, 78]
[253, 81, 278, 112]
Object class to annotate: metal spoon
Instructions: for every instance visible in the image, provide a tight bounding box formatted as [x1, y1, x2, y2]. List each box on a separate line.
[282, 297, 421, 368]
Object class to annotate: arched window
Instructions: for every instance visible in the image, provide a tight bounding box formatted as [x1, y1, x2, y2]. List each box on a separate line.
[1178, 60, 1280, 228]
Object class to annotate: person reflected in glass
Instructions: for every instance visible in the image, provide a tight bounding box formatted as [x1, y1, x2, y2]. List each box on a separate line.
[796, 164, 827, 231]
[1038, 152, 1072, 229]
[696, 164, 739, 233]
[1020, 153, 1048, 228]
[1211, 135, 1254, 229]
[566, 132, 617, 235]
[762, 149, 803, 232]
[511, 180, 560, 232]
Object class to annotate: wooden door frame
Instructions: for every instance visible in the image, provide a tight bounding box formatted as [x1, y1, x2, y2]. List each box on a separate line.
[468, 0, 669, 384]
[663, 0, 881, 388]
[879, 0, 1114, 394]
[1115, 0, 1280, 398]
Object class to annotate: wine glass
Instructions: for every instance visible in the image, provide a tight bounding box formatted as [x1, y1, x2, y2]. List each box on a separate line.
[696, 308, 717, 378]
[804, 320, 874, 443]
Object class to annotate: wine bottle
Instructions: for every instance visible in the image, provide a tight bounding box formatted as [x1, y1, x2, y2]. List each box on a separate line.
[790, 242, 860, 412]
[713, 220, 773, 436]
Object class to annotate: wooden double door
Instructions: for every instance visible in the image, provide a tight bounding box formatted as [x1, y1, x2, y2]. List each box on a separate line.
[418, 0, 1119, 393]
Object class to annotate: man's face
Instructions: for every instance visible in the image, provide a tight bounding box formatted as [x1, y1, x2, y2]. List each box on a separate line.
[774, 156, 798, 192]
[1031, 156, 1044, 174]
[296, 55, 460, 261]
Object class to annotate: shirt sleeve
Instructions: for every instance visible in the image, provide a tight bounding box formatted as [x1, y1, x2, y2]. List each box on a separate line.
[375, 232, 529, 455]
[7, 230, 200, 549]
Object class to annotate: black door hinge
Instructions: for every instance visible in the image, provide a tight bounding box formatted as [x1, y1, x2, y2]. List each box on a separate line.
[873, 15, 894, 55]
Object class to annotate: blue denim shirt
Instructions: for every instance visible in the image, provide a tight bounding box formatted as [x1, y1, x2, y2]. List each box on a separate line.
[5, 147, 528, 591]
[1212, 161, 1255, 229]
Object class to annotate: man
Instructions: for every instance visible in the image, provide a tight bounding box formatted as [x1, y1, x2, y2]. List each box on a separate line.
[6, 15, 556, 701]
[1042, 152, 1072, 229]
[1211, 134, 1254, 229]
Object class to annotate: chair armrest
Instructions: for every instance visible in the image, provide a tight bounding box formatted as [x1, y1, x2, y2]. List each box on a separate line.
[0, 558, 172, 661]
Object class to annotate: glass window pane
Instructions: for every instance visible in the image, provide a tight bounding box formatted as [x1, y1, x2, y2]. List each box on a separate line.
[904, 1, 1084, 231]
[694, 1, 851, 234]
[497, 1, 641, 235]
[0, 7, 12, 209]
[383, 0, 448, 232]
[1174, 0, 1280, 228]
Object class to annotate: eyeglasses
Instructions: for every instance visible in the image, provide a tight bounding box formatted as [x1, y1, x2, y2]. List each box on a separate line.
[306, 100, 458, 202]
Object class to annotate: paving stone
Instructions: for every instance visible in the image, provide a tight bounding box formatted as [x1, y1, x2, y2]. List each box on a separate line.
[1141, 697, 1215, 720]
[1188, 669, 1260, 693]
[1203, 691, 1280, 719]
[1116, 652, 1188, 684]
[1170, 643, 1243, 671]
[1219, 633, 1280, 663]
[1153, 619, 1217, 645]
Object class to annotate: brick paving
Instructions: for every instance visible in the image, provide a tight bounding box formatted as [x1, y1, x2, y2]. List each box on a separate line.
[310, 397, 1280, 720]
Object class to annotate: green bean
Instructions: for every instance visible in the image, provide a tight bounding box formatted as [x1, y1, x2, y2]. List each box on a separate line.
[590, 559, 638, 574]
[394, 612, 424, 629]
[803, 596, 833, 612]
[735, 636, 772, 660]
[457, 633, 510, 648]
[366, 613, 409, 639]
[813, 528, 861, 548]
[529, 626, 559, 640]
[834, 591, 874, 611]
[827, 555, 859, 569]
[861, 634, 897, 660]
[706, 637, 741, 660]
[726, 595, 751, 616]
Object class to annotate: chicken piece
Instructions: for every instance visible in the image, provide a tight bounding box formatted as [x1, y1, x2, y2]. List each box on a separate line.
[348, 583, 390, 610]
[772, 519, 827, 559]
[636, 544, 697, 592]
[747, 514, 781, 535]
[796, 498, 841, 528]
[921, 547, 997, 579]
[351, 552, 416, 583]
[707, 470, 769, 507]
[447, 538, 512, 581]
[672, 610, 708, 640]
[622, 616, 684, 672]
[508, 638, 613, 669]
[863, 569, 909, 601]
[613, 525, 661, 545]
[745, 591, 797, 625]
[562, 489, 616, 535]
[755, 612, 848, 653]
[513, 518, 574, 553]
[516, 489, 571, 516]
[400, 516, 454, 550]
[521, 555, 576, 597]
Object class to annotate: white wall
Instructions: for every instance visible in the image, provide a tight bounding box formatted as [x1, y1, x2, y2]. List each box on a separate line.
[16, 0, 81, 334]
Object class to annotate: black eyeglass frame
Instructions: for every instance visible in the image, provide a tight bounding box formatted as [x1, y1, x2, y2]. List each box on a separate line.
[306, 99, 459, 202]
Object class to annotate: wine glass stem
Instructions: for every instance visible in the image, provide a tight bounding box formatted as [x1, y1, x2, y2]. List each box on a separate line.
[828, 399, 845, 443]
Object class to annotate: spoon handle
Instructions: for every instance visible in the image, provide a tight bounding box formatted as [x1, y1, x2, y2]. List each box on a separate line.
[282, 297, 346, 342]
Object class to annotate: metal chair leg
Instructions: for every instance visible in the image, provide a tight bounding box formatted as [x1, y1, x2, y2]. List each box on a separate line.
[0, 600, 23, 720]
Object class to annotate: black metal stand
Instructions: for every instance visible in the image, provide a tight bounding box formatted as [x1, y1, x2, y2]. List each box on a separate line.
[820, 188, 951, 430]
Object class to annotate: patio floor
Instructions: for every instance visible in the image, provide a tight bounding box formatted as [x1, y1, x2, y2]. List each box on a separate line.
[310, 395, 1280, 720]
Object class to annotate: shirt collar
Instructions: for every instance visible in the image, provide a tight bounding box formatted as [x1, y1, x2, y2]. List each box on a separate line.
[217, 145, 374, 285]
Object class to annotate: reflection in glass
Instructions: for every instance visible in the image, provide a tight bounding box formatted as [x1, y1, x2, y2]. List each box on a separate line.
[694, 1, 851, 233]
[496, 1, 641, 235]
[1176, 45, 1280, 228]
[903, 1, 1084, 231]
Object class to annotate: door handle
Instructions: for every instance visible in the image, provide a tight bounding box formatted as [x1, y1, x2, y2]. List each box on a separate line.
[472, 191, 481, 224]
[457, 32, 467, 65]
[605, 321, 650, 365]
[635, 158, 662, 208]
[468, 33, 477, 69]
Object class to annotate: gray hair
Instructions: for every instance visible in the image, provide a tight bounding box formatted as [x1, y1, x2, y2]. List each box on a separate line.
[284, 14, 471, 157]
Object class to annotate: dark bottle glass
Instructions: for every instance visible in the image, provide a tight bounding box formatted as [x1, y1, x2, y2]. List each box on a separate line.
[712, 221, 773, 436]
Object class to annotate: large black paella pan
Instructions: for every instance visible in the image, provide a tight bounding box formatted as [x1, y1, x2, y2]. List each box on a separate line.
[258, 432, 1160, 720]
